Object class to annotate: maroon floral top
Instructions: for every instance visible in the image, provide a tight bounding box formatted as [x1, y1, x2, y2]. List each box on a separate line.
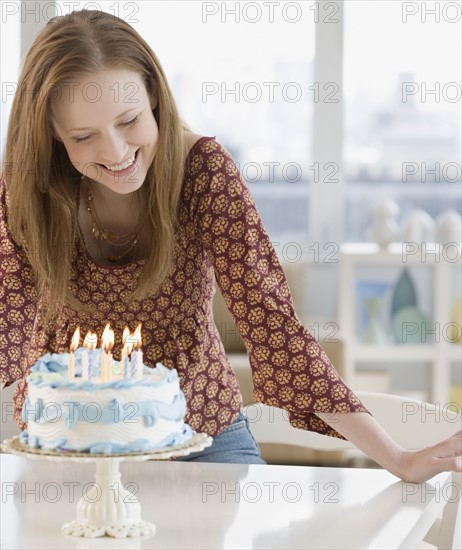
[0, 136, 370, 438]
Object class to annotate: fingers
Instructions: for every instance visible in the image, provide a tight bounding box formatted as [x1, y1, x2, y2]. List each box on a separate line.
[436, 455, 462, 473]
[430, 432, 462, 458]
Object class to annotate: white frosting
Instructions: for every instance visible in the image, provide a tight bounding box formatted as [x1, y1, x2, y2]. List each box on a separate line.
[21, 355, 192, 453]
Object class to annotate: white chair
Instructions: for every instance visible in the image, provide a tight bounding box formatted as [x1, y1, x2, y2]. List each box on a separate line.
[243, 392, 462, 550]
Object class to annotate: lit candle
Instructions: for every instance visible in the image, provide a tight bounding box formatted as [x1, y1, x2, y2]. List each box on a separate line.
[81, 331, 94, 380]
[101, 324, 115, 382]
[86, 332, 98, 378]
[69, 327, 80, 379]
[120, 327, 133, 378]
[129, 344, 137, 378]
[133, 323, 143, 380]
[121, 327, 133, 379]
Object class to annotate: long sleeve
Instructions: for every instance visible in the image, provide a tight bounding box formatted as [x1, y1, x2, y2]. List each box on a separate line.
[0, 176, 39, 388]
[187, 138, 370, 438]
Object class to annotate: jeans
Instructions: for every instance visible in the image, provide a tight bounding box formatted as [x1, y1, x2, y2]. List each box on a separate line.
[176, 412, 267, 464]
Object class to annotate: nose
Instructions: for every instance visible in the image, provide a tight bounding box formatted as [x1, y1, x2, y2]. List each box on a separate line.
[98, 130, 130, 165]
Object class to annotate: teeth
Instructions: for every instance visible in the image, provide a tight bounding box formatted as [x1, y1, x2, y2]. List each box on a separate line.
[104, 152, 136, 171]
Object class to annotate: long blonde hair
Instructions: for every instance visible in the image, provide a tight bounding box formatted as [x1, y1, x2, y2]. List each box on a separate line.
[2, 9, 188, 318]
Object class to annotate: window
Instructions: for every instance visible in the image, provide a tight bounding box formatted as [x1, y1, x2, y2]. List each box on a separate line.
[37, 1, 462, 247]
[344, 0, 461, 241]
[135, 1, 316, 244]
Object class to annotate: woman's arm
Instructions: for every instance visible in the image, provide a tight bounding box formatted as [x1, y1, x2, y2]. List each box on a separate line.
[187, 137, 371, 437]
[316, 411, 462, 483]
[0, 176, 39, 388]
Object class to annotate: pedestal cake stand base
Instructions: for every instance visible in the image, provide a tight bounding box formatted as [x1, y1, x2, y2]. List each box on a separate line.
[2, 433, 212, 539]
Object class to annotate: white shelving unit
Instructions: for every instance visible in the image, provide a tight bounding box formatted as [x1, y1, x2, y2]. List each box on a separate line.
[338, 242, 461, 404]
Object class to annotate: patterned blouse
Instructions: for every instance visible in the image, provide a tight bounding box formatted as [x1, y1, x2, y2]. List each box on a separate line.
[0, 136, 369, 438]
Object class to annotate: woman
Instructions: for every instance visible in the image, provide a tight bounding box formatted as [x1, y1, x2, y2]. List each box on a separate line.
[1, 10, 460, 478]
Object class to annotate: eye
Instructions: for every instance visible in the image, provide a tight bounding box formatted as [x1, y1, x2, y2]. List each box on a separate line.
[73, 114, 141, 143]
[123, 114, 140, 127]
[74, 135, 91, 144]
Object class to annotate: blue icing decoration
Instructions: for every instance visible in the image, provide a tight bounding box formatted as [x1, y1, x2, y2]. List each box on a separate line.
[23, 395, 186, 427]
[29, 435, 39, 448]
[63, 401, 81, 428]
[31, 352, 68, 373]
[19, 424, 194, 454]
[26, 356, 179, 391]
[144, 415, 156, 428]
[90, 442, 112, 454]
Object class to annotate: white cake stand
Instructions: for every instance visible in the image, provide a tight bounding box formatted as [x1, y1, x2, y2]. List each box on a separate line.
[2, 433, 212, 539]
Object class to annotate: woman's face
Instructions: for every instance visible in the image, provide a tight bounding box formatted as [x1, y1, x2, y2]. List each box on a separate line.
[51, 68, 158, 195]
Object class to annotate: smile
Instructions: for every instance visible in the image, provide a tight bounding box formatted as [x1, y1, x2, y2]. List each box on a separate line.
[99, 149, 139, 172]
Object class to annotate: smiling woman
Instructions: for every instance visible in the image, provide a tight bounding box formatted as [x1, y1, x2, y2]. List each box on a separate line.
[0, 8, 371, 456]
[51, 69, 159, 192]
[50, 69, 159, 195]
[1, 8, 461, 479]
[3, 9, 188, 306]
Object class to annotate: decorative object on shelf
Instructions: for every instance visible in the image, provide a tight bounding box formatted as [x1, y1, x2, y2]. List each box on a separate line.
[339, 243, 460, 404]
[449, 296, 462, 344]
[356, 281, 391, 344]
[392, 305, 433, 345]
[362, 297, 388, 344]
[390, 268, 432, 345]
[390, 268, 417, 318]
[366, 199, 400, 248]
[401, 209, 435, 243]
[435, 209, 462, 245]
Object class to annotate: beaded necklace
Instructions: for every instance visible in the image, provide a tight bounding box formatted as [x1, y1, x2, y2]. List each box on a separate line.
[82, 177, 143, 263]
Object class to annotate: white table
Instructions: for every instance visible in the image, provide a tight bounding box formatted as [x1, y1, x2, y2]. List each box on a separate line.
[0, 453, 453, 549]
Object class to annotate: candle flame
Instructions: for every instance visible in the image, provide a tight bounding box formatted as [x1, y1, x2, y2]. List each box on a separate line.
[83, 331, 98, 350]
[70, 327, 80, 352]
[101, 323, 115, 352]
[133, 323, 142, 350]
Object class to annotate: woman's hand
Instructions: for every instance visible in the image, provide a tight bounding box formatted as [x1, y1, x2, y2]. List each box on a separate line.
[316, 412, 462, 483]
[398, 430, 462, 483]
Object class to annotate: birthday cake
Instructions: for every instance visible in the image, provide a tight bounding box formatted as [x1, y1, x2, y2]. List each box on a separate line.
[20, 348, 193, 454]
